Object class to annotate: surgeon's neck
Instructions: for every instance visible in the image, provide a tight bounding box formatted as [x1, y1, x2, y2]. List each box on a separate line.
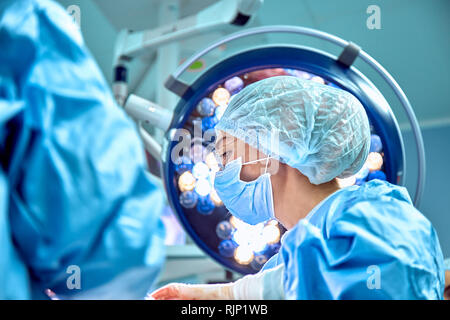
[273, 165, 341, 230]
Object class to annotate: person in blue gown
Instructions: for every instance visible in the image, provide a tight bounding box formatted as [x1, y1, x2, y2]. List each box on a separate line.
[0, 0, 165, 299]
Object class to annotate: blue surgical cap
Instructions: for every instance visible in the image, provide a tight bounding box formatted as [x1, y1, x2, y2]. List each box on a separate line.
[215, 76, 371, 184]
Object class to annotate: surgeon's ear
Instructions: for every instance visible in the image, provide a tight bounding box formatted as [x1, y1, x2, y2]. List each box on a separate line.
[240, 161, 265, 182]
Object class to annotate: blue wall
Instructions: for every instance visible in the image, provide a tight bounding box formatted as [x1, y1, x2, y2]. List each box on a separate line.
[403, 124, 450, 257]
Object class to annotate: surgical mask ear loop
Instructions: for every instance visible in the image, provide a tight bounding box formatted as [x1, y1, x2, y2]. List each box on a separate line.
[241, 156, 272, 175]
[264, 155, 273, 174]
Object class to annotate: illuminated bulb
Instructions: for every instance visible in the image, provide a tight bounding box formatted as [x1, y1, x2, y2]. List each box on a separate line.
[285, 69, 311, 80]
[232, 229, 249, 246]
[205, 152, 220, 172]
[366, 152, 383, 171]
[234, 245, 254, 265]
[267, 220, 278, 226]
[192, 162, 210, 179]
[210, 188, 223, 206]
[249, 238, 267, 253]
[295, 70, 312, 79]
[251, 222, 265, 233]
[229, 216, 246, 229]
[311, 76, 325, 84]
[178, 171, 196, 192]
[262, 224, 281, 244]
[337, 175, 356, 188]
[212, 87, 230, 106]
[214, 105, 226, 120]
[233, 223, 264, 246]
[231, 217, 262, 234]
[195, 178, 211, 197]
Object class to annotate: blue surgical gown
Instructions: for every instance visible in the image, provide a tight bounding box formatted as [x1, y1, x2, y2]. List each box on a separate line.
[0, 0, 165, 299]
[278, 179, 444, 299]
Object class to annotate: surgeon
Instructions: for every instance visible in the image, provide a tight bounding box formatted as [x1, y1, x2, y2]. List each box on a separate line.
[0, 0, 165, 299]
[151, 76, 445, 300]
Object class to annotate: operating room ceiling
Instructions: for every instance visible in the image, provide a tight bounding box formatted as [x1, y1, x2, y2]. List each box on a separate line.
[94, 0, 219, 31]
[55, 0, 450, 128]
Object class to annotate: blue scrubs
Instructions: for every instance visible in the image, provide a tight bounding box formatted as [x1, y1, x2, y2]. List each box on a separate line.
[0, 0, 165, 299]
[279, 179, 444, 299]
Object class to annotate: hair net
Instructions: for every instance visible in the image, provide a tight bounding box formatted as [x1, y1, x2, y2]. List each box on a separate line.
[215, 76, 371, 184]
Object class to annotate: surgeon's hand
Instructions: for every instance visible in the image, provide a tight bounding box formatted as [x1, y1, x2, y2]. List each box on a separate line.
[150, 283, 235, 300]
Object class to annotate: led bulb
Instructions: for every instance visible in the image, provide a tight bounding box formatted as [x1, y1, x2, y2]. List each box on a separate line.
[229, 216, 245, 229]
[250, 254, 268, 271]
[234, 245, 254, 265]
[196, 97, 215, 117]
[218, 240, 236, 258]
[366, 152, 383, 171]
[190, 143, 205, 163]
[179, 190, 198, 209]
[212, 87, 230, 106]
[224, 77, 244, 95]
[262, 224, 281, 244]
[192, 162, 210, 179]
[178, 171, 196, 192]
[197, 195, 215, 215]
[214, 105, 226, 120]
[248, 238, 267, 253]
[195, 178, 211, 197]
[337, 175, 356, 188]
[267, 220, 279, 226]
[311, 76, 325, 84]
[210, 188, 223, 206]
[205, 152, 220, 172]
[370, 134, 383, 153]
[216, 221, 234, 240]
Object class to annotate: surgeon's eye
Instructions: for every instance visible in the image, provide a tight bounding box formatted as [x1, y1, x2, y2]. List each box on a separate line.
[221, 151, 232, 164]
